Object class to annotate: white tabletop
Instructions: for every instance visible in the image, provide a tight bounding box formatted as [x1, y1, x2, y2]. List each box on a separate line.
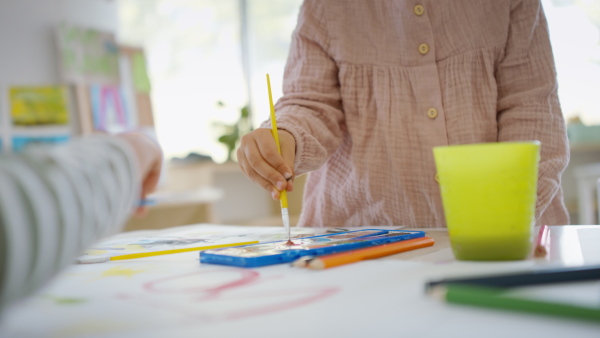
[0, 224, 598, 338]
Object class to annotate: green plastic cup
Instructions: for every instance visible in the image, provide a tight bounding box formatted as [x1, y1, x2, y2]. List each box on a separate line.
[433, 141, 540, 261]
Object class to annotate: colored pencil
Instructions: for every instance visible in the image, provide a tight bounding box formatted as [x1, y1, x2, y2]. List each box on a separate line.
[534, 224, 551, 258]
[78, 241, 259, 263]
[432, 284, 600, 322]
[266, 74, 291, 241]
[292, 237, 435, 269]
[425, 265, 600, 291]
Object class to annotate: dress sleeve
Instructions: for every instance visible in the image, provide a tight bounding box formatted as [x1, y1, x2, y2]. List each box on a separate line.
[0, 135, 139, 313]
[495, 0, 569, 221]
[261, 0, 345, 175]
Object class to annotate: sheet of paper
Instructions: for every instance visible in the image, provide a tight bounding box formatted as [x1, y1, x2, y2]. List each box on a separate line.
[9, 87, 69, 125]
[3, 225, 600, 338]
[78, 225, 325, 262]
[55, 24, 120, 85]
[89, 85, 131, 133]
[2, 257, 599, 338]
[132, 52, 151, 93]
[0, 257, 421, 337]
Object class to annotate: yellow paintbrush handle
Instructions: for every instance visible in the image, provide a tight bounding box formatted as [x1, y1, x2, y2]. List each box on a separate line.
[266, 74, 288, 209]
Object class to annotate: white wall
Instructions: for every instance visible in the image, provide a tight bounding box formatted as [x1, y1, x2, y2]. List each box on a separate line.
[0, 0, 118, 150]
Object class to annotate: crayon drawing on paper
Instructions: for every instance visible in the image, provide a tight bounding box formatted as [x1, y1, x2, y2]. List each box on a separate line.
[55, 23, 120, 85]
[90, 85, 131, 133]
[10, 87, 69, 125]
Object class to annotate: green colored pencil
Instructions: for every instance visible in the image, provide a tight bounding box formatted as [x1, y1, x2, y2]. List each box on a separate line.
[438, 284, 600, 322]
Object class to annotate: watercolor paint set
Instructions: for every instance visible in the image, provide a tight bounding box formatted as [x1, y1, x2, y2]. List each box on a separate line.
[199, 229, 425, 267]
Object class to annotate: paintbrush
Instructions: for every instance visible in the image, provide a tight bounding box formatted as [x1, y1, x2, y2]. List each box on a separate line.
[266, 74, 291, 243]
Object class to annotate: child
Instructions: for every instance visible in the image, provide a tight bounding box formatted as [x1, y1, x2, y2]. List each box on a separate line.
[0, 132, 162, 313]
[237, 0, 569, 228]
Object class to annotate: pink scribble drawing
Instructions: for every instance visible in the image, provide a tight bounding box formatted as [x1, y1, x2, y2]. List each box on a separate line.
[90, 85, 128, 131]
[116, 268, 339, 322]
[143, 269, 263, 298]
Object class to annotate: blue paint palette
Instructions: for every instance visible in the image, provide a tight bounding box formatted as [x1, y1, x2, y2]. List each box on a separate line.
[200, 229, 425, 267]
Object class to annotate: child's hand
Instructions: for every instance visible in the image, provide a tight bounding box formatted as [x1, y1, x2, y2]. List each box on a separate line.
[237, 128, 296, 200]
[117, 132, 163, 215]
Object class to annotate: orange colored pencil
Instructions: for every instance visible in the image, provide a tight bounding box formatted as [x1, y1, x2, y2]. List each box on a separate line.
[534, 225, 551, 258]
[293, 237, 435, 269]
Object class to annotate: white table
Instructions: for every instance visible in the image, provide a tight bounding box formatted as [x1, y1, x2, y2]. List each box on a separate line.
[0, 225, 599, 338]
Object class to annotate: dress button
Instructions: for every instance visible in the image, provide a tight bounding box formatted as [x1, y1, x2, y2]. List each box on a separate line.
[435, 173, 440, 183]
[419, 43, 430, 55]
[427, 108, 438, 119]
[414, 5, 425, 16]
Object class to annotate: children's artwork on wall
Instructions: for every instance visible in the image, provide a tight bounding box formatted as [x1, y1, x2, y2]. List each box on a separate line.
[12, 135, 70, 152]
[89, 85, 131, 133]
[118, 53, 139, 129]
[131, 52, 151, 94]
[9, 87, 69, 125]
[119, 46, 155, 127]
[55, 23, 120, 85]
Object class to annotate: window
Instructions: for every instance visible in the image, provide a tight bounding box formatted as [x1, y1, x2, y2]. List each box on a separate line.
[118, 0, 600, 161]
[543, 0, 600, 125]
[118, 0, 301, 162]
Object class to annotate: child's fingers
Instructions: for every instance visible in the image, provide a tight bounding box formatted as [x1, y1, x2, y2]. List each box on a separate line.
[237, 145, 282, 199]
[279, 130, 296, 189]
[255, 131, 293, 180]
[240, 130, 289, 189]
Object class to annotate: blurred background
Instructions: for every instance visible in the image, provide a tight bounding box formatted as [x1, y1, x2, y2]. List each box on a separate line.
[0, 0, 599, 228]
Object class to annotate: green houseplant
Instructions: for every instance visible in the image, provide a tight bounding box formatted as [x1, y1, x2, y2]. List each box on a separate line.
[214, 101, 253, 162]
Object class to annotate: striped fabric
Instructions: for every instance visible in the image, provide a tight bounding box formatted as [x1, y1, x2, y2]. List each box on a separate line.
[263, 0, 570, 227]
[0, 136, 138, 313]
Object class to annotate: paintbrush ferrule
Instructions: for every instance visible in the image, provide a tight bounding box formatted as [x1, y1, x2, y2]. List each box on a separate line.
[281, 208, 290, 240]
